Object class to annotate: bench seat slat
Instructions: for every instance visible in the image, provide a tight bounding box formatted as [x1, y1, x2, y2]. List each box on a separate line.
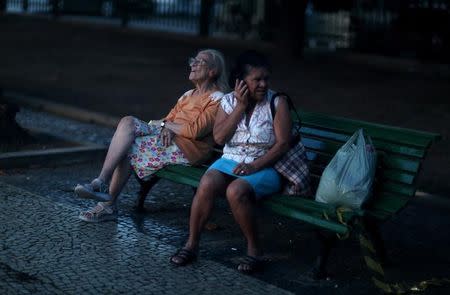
[155, 169, 201, 188]
[269, 195, 335, 213]
[162, 165, 206, 179]
[263, 200, 350, 235]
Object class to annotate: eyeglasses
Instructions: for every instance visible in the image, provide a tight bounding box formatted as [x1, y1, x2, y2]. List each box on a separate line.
[188, 57, 208, 67]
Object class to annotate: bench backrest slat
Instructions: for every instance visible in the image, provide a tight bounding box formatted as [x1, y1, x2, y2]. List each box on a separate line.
[301, 127, 427, 158]
[297, 111, 440, 148]
[380, 170, 415, 185]
[368, 193, 410, 216]
[303, 140, 423, 174]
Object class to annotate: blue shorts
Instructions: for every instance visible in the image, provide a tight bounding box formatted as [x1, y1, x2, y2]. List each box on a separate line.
[208, 158, 281, 199]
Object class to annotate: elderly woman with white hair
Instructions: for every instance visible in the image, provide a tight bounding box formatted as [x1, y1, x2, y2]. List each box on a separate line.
[74, 49, 229, 222]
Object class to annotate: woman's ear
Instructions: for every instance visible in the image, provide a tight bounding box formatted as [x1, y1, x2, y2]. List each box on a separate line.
[208, 68, 218, 79]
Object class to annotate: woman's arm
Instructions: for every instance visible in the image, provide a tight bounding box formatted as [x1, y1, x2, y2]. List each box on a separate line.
[163, 121, 184, 135]
[164, 90, 193, 122]
[236, 96, 291, 175]
[213, 80, 248, 145]
[164, 98, 221, 139]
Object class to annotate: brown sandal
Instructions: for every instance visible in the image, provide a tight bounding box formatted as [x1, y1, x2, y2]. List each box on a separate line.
[237, 255, 265, 274]
[170, 248, 197, 266]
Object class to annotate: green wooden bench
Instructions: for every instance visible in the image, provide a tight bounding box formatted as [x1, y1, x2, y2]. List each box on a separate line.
[135, 109, 440, 288]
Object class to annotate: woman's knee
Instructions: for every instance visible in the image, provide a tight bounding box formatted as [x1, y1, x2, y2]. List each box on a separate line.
[196, 171, 225, 198]
[226, 181, 252, 205]
[117, 116, 136, 134]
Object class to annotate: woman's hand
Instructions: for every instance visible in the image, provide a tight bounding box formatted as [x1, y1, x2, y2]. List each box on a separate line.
[233, 162, 257, 176]
[160, 128, 175, 147]
[234, 79, 249, 108]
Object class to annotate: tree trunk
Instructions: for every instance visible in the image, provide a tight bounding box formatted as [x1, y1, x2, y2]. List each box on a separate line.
[0, 92, 32, 151]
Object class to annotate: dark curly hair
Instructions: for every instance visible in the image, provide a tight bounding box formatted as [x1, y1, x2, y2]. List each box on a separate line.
[228, 50, 272, 87]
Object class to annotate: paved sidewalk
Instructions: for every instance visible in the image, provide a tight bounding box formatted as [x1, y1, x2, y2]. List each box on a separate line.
[1, 158, 449, 295]
[0, 181, 292, 295]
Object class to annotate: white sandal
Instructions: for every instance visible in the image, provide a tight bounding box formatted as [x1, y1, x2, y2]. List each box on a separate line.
[74, 178, 111, 202]
[79, 202, 117, 223]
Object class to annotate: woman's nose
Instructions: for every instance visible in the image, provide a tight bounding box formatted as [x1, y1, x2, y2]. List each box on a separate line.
[259, 80, 267, 88]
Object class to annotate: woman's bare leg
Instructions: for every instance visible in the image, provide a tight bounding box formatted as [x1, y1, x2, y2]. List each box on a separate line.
[185, 170, 229, 250]
[107, 156, 133, 205]
[171, 170, 229, 265]
[98, 116, 136, 183]
[226, 179, 260, 259]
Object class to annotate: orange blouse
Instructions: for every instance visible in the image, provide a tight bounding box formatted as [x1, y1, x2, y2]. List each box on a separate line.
[165, 89, 223, 164]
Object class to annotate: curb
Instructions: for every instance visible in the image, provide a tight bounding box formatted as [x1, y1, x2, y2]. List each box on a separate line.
[0, 145, 107, 169]
[1, 92, 111, 168]
[3, 91, 120, 128]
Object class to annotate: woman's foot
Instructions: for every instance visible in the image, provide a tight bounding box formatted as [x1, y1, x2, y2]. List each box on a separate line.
[170, 248, 198, 266]
[237, 255, 265, 274]
[79, 202, 118, 223]
[74, 178, 111, 202]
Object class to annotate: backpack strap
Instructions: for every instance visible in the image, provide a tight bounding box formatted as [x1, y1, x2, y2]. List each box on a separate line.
[270, 92, 302, 129]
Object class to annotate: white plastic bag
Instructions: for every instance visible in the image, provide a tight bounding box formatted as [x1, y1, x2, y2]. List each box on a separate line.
[315, 129, 377, 209]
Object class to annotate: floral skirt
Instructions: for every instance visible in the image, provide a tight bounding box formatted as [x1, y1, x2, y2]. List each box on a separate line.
[129, 118, 189, 180]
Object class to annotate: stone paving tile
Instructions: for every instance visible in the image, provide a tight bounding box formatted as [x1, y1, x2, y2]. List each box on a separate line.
[0, 181, 293, 295]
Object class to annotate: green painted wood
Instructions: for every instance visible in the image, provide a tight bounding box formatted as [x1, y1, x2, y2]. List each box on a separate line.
[381, 154, 421, 173]
[269, 195, 335, 214]
[369, 193, 410, 214]
[155, 169, 201, 188]
[264, 201, 349, 235]
[309, 158, 417, 187]
[380, 181, 416, 197]
[270, 195, 365, 224]
[302, 137, 341, 155]
[306, 151, 332, 166]
[303, 138, 422, 175]
[299, 110, 441, 148]
[163, 165, 206, 179]
[303, 137, 423, 173]
[301, 127, 427, 158]
[381, 169, 415, 185]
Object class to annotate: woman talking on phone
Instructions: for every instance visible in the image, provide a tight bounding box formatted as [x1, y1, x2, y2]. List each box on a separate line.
[170, 50, 292, 274]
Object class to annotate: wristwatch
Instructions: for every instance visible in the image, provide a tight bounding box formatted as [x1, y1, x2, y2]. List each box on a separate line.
[160, 120, 166, 128]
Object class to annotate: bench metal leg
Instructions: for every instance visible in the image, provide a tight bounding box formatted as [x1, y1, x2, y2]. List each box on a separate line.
[309, 230, 337, 279]
[362, 217, 388, 265]
[357, 218, 392, 292]
[135, 176, 160, 211]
